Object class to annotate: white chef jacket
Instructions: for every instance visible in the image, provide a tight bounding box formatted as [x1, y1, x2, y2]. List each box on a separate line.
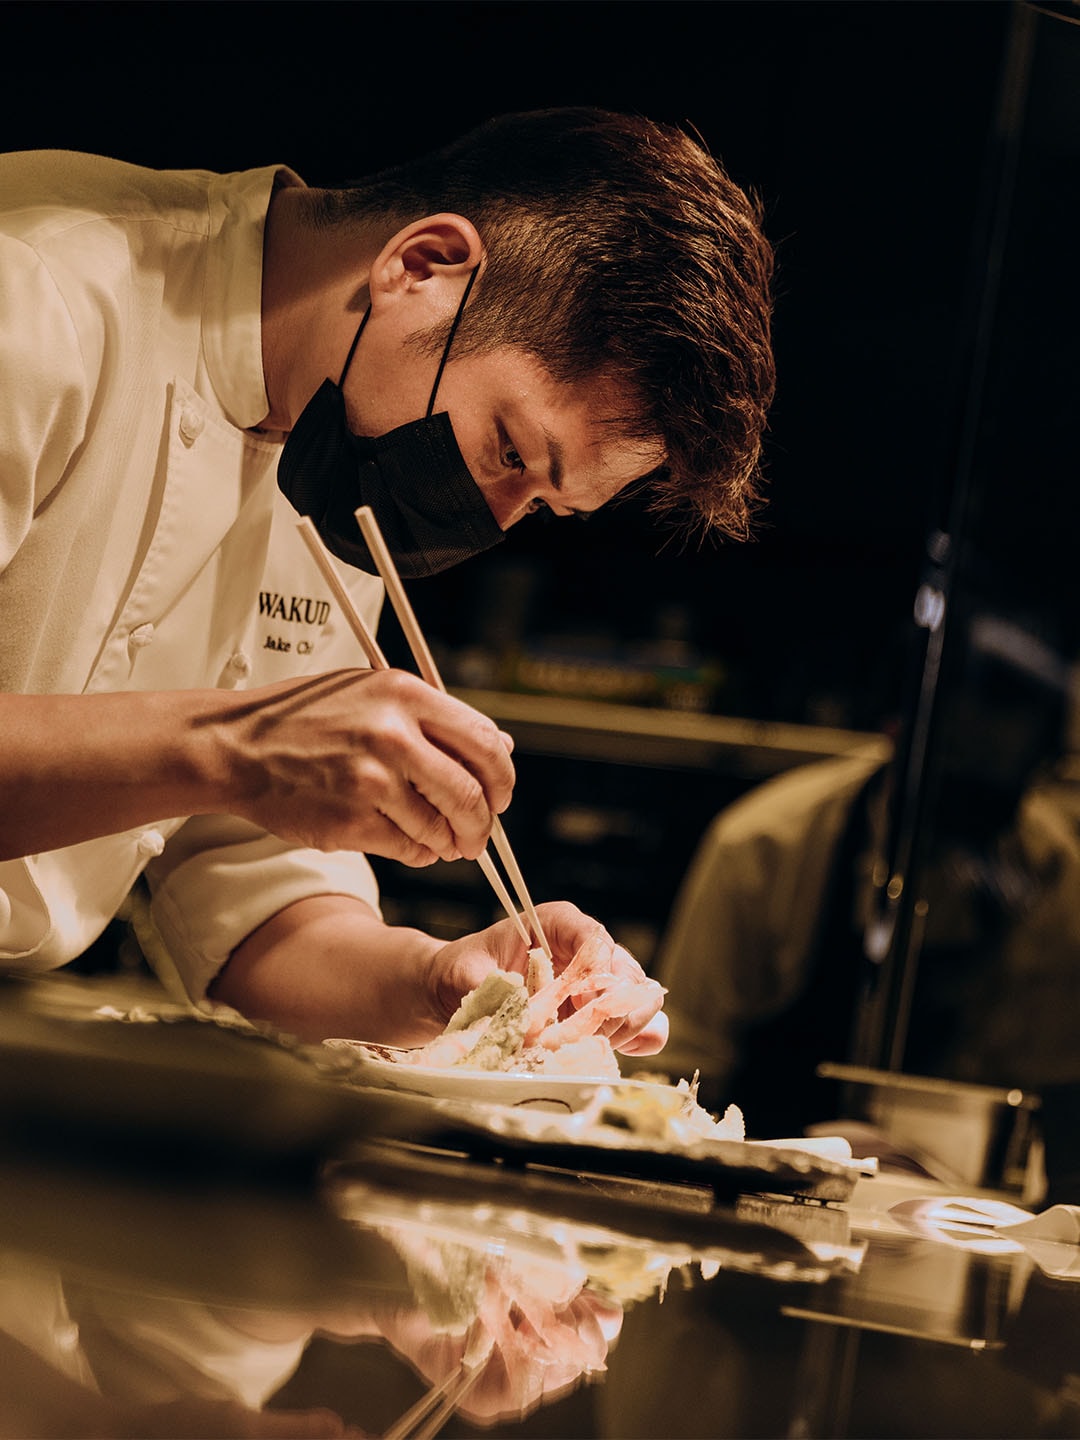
[0, 1253, 309, 1414]
[0, 150, 384, 1001]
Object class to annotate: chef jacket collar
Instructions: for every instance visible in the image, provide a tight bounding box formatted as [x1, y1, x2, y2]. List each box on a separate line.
[202, 163, 306, 432]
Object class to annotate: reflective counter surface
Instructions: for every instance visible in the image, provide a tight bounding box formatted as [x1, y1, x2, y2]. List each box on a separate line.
[2, 972, 1079, 1440]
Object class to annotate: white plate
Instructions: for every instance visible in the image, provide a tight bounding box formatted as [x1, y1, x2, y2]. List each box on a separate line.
[325, 1040, 639, 1112]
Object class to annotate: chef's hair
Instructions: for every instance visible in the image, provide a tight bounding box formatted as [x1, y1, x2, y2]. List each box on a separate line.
[315, 106, 776, 538]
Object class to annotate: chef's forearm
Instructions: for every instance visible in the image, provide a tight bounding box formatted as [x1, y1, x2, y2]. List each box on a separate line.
[0, 689, 231, 860]
[210, 893, 446, 1045]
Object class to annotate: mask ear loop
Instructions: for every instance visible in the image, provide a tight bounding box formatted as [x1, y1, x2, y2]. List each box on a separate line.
[336, 262, 478, 402]
[424, 265, 480, 418]
[337, 307, 372, 389]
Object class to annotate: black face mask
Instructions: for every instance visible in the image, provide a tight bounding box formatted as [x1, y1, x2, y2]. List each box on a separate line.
[277, 266, 505, 578]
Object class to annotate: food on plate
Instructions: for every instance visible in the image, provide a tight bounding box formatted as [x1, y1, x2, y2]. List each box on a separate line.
[359, 924, 747, 1146]
[326, 927, 753, 1153]
[583, 1075, 746, 1146]
[519, 928, 664, 1052]
[401, 927, 665, 1080]
[525, 944, 555, 995]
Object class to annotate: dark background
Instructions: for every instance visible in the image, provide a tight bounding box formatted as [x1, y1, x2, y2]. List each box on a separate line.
[5, 0, 1077, 959]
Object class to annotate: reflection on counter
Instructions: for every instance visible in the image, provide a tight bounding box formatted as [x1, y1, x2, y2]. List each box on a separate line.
[0, 1125, 860, 1438]
[10, 1157, 1080, 1439]
[3, 967, 1080, 1438]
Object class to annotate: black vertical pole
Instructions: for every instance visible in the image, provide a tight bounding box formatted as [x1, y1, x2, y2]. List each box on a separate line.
[852, 1, 1039, 1072]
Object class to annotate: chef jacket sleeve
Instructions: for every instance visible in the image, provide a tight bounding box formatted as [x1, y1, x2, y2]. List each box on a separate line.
[141, 815, 382, 1003]
[64, 1282, 310, 1410]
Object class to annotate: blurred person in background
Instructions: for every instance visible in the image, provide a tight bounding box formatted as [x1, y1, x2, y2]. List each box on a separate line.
[649, 588, 1080, 1196]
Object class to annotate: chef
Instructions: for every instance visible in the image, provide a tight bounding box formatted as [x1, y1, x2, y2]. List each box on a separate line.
[0, 107, 774, 1055]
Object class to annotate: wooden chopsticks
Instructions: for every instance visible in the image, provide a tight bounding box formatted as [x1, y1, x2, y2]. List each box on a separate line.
[380, 1319, 490, 1440]
[295, 514, 553, 961]
[353, 507, 553, 960]
[380, 1357, 486, 1440]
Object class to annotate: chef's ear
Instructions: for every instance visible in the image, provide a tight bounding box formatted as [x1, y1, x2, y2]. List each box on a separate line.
[368, 214, 484, 312]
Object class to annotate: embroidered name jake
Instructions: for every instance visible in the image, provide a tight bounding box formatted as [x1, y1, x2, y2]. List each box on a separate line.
[259, 591, 331, 654]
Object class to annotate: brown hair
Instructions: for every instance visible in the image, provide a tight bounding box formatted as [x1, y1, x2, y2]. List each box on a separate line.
[316, 108, 775, 538]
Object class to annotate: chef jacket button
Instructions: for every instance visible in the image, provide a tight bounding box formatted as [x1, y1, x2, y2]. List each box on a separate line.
[227, 650, 252, 677]
[54, 1322, 81, 1354]
[136, 829, 165, 858]
[128, 622, 155, 650]
[179, 408, 205, 444]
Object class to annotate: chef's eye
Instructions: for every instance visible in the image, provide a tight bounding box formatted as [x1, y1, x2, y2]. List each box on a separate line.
[502, 446, 526, 474]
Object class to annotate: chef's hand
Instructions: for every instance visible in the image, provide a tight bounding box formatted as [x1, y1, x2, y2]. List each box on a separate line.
[372, 1274, 622, 1428]
[465, 1286, 623, 1424]
[223, 668, 515, 865]
[430, 900, 669, 1056]
[213, 897, 667, 1053]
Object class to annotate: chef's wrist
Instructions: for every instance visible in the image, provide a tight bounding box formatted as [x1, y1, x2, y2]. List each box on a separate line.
[183, 685, 273, 818]
[211, 895, 447, 1046]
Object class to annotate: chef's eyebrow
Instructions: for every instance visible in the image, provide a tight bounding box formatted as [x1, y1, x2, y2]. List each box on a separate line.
[542, 427, 565, 492]
[541, 427, 594, 516]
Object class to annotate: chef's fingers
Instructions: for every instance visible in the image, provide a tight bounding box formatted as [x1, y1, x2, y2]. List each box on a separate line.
[402, 752, 501, 862]
[593, 976, 666, 1049]
[352, 674, 514, 858]
[413, 686, 516, 816]
[609, 1007, 670, 1056]
[610, 942, 652, 985]
[485, 909, 668, 1052]
[333, 743, 499, 864]
[533, 918, 651, 982]
[368, 793, 455, 866]
[231, 669, 515, 860]
[430, 903, 666, 1024]
[286, 784, 450, 867]
[575, 1290, 624, 1347]
[455, 901, 603, 982]
[522, 901, 603, 964]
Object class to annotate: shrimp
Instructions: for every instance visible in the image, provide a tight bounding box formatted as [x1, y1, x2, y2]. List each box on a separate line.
[537, 977, 666, 1050]
[524, 926, 619, 1043]
[394, 925, 665, 1077]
